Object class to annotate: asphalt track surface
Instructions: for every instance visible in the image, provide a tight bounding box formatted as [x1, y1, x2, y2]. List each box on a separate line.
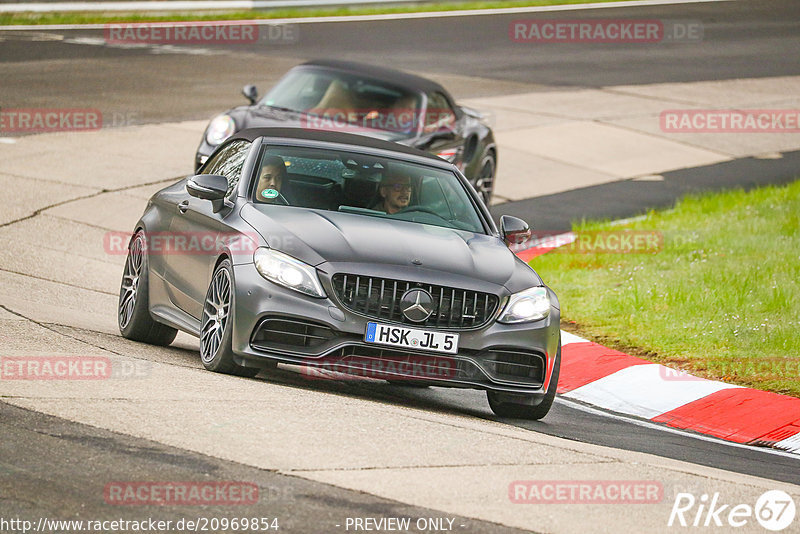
[0, 402, 528, 534]
[2, 1, 800, 119]
[494, 148, 800, 230]
[2, 0, 800, 529]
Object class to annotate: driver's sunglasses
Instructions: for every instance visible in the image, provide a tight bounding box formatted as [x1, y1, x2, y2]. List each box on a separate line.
[389, 183, 413, 192]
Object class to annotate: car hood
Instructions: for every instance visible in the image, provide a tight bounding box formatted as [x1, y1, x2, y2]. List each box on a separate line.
[228, 105, 414, 143]
[240, 204, 540, 290]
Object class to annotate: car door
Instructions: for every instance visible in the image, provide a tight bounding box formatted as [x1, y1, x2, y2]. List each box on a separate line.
[165, 139, 251, 319]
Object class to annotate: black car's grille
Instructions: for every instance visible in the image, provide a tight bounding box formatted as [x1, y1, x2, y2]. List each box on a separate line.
[251, 317, 336, 351]
[331, 274, 499, 330]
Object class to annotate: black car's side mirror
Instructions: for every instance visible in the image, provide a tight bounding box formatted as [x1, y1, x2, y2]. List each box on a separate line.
[187, 174, 231, 213]
[500, 215, 532, 247]
[242, 84, 259, 104]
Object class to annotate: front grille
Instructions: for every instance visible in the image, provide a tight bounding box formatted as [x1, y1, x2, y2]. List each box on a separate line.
[331, 274, 499, 329]
[251, 317, 336, 351]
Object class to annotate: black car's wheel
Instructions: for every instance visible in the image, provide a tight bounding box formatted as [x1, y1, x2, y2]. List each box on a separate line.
[118, 231, 178, 346]
[487, 342, 560, 420]
[200, 259, 260, 378]
[473, 152, 496, 206]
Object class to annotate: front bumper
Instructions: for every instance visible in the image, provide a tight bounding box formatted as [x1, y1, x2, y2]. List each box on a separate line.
[229, 262, 560, 395]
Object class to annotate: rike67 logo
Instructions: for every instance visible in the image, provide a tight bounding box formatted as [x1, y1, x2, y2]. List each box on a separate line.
[668, 490, 796, 531]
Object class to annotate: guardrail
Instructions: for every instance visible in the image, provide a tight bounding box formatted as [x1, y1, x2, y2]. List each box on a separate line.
[0, 0, 426, 14]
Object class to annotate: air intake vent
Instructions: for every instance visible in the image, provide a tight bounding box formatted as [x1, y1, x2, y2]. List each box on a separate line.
[251, 317, 336, 350]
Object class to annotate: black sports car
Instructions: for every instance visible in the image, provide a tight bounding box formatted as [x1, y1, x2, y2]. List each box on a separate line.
[122, 127, 559, 419]
[196, 59, 498, 205]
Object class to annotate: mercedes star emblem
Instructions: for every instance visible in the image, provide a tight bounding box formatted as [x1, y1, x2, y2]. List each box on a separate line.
[400, 289, 434, 323]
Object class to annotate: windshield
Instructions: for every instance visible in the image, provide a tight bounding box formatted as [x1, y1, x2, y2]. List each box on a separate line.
[260, 68, 423, 139]
[251, 145, 485, 234]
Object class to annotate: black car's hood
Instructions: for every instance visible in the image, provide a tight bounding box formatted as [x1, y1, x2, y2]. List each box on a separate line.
[229, 105, 413, 144]
[240, 204, 540, 290]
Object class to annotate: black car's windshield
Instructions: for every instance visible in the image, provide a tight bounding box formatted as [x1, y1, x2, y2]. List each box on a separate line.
[260, 68, 422, 140]
[252, 145, 485, 234]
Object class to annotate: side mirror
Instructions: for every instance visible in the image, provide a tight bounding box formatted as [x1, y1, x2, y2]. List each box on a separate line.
[500, 215, 531, 247]
[187, 174, 230, 213]
[242, 84, 259, 104]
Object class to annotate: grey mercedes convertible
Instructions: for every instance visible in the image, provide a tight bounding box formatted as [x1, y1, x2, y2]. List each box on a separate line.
[118, 127, 560, 419]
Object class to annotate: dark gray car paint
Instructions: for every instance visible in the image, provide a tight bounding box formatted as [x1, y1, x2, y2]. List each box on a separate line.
[133, 129, 558, 396]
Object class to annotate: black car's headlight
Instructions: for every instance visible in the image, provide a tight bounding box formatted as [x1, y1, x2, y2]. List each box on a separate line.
[254, 248, 326, 298]
[497, 287, 550, 324]
[205, 114, 235, 146]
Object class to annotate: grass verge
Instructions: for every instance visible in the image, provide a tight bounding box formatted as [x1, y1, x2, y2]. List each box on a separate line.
[531, 180, 800, 397]
[1, 0, 627, 26]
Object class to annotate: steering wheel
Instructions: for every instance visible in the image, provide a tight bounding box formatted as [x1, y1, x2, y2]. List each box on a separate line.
[394, 205, 444, 218]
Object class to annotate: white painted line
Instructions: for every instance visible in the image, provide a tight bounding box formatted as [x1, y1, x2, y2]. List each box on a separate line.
[530, 231, 577, 249]
[63, 35, 220, 54]
[754, 152, 783, 160]
[0, 0, 733, 29]
[774, 433, 800, 455]
[562, 363, 741, 419]
[0, 138, 18, 144]
[607, 214, 648, 226]
[560, 330, 588, 346]
[556, 396, 800, 459]
[513, 231, 576, 256]
[0, 0, 416, 14]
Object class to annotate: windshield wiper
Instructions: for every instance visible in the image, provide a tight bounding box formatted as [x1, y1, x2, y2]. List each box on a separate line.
[261, 104, 300, 114]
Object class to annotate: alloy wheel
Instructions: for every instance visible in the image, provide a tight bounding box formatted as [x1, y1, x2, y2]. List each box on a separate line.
[201, 266, 232, 363]
[118, 233, 144, 329]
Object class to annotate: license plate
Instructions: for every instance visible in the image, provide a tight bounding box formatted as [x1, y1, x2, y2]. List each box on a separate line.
[365, 322, 458, 354]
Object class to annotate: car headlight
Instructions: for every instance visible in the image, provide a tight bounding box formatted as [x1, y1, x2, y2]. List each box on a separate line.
[498, 286, 550, 324]
[253, 248, 326, 298]
[205, 114, 235, 146]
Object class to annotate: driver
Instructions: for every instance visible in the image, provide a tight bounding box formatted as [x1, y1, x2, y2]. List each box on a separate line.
[375, 170, 413, 214]
[256, 155, 288, 202]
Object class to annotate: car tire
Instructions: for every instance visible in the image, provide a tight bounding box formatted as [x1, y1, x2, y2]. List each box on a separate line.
[118, 231, 178, 346]
[200, 259, 260, 378]
[486, 342, 560, 420]
[474, 152, 496, 206]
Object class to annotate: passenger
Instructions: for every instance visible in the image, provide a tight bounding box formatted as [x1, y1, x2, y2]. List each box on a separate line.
[256, 156, 288, 202]
[375, 171, 413, 214]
